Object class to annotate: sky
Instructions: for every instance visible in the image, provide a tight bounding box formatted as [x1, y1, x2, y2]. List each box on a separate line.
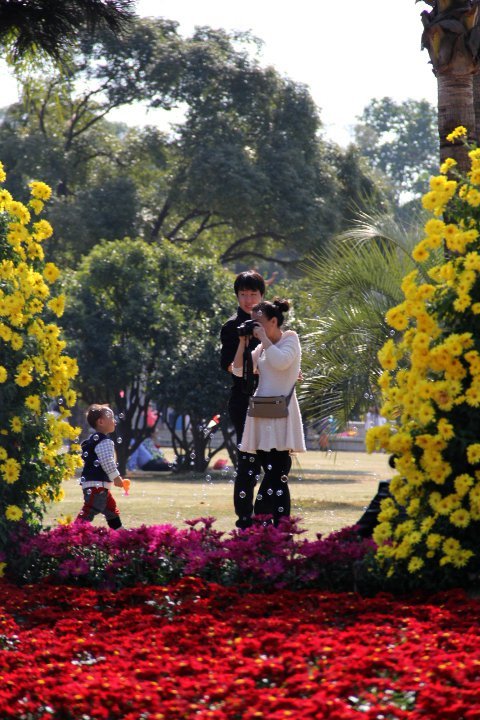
[0, 0, 436, 147]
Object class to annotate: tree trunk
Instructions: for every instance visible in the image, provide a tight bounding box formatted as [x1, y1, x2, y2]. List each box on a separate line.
[420, 0, 480, 168]
[473, 72, 480, 144]
[437, 73, 475, 173]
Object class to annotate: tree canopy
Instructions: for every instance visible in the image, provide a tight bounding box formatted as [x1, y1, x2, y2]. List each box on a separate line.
[62, 238, 234, 472]
[0, 17, 384, 270]
[354, 97, 438, 200]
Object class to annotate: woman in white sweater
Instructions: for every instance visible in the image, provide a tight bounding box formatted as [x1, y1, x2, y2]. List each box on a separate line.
[232, 298, 305, 526]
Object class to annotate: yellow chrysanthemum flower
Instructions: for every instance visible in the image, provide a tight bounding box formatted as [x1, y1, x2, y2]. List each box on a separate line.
[7, 200, 31, 225]
[25, 395, 41, 413]
[446, 126, 467, 142]
[454, 475, 474, 498]
[378, 339, 397, 371]
[32, 219, 53, 241]
[420, 516, 435, 535]
[437, 418, 455, 440]
[43, 262, 61, 284]
[426, 533, 443, 550]
[1, 458, 21, 484]
[29, 180, 52, 201]
[10, 334, 23, 351]
[440, 157, 457, 174]
[372, 521, 393, 545]
[467, 443, 480, 464]
[385, 304, 409, 331]
[412, 241, 430, 262]
[5, 505, 23, 521]
[443, 537, 462, 555]
[0, 188, 12, 207]
[466, 188, 480, 207]
[14, 370, 33, 387]
[408, 556, 424, 573]
[449, 508, 470, 528]
[10, 417, 22, 433]
[47, 295, 65, 317]
[28, 198, 44, 215]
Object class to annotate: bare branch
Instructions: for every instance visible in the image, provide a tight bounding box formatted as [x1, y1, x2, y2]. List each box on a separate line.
[151, 199, 172, 239]
[220, 249, 294, 266]
[165, 209, 209, 240]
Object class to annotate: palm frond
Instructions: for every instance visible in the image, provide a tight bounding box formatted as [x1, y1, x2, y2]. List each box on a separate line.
[336, 209, 421, 255]
[0, 0, 136, 61]
[300, 209, 428, 430]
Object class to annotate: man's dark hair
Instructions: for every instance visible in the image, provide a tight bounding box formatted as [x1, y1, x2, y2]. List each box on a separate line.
[234, 271, 265, 297]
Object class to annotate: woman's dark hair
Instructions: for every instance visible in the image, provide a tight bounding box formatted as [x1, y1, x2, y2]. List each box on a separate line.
[234, 270, 265, 297]
[252, 297, 290, 327]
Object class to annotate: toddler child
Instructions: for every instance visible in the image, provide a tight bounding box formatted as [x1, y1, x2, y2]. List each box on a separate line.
[76, 404, 126, 529]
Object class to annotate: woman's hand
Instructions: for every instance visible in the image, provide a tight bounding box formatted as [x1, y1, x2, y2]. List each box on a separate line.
[252, 323, 267, 343]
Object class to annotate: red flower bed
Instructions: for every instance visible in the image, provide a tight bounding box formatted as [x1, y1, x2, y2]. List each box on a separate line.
[1, 577, 479, 719]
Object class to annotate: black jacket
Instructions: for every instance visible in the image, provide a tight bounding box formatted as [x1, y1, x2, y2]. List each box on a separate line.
[220, 307, 259, 396]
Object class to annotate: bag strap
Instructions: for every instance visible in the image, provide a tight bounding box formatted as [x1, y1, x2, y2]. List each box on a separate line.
[285, 384, 296, 405]
[241, 345, 255, 396]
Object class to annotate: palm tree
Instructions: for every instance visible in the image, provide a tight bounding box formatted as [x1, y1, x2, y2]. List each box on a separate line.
[420, 0, 480, 171]
[299, 210, 440, 429]
[0, 0, 135, 62]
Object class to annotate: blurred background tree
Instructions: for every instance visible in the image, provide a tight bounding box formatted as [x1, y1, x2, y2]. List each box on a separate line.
[0, 17, 386, 271]
[354, 97, 438, 201]
[62, 238, 234, 472]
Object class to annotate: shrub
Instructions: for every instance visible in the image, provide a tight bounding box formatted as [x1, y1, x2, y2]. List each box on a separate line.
[9, 517, 376, 593]
[0, 162, 81, 550]
[367, 128, 480, 588]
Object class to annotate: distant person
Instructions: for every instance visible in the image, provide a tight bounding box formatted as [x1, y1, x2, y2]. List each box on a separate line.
[127, 427, 170, 472]
[317, 415, 337, 451]
[265, 271, 279, 287]
[364, 405, 387, 431]
[233, 298, 306, 526]
[76, 404, 126, 529]
[220, 270, 265, 529]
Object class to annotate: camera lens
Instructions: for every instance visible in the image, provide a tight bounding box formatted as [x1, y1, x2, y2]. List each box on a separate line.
[237, 319, 256, 336]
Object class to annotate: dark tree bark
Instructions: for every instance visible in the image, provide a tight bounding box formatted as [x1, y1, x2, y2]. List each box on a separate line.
[421, 0, 480, 170]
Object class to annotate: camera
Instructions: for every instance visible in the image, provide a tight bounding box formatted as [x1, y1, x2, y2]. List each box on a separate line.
[237, 319, 257, 337]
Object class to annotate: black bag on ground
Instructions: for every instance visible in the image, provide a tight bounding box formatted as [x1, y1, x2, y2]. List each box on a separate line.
[355, 479, 407, 538]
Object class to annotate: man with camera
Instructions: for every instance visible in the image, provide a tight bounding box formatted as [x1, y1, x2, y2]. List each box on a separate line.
[220, 271, 265, 529]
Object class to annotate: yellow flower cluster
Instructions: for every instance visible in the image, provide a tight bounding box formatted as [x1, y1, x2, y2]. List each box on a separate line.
[5, 505, 22, 521]
[446, 126, 468, 143]
[0, 163, 82, 528]
[369, 131, 480, 577]
[421, 174, 457, 217]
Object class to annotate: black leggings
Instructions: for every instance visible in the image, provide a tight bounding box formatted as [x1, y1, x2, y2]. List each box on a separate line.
[254, 449, 292, 526]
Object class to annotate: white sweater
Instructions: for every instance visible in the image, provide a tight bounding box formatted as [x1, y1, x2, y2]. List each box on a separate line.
[237, 330, 306, 453]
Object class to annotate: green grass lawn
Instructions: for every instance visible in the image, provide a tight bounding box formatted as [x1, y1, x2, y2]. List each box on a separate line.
[43, 450, 392, 539]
